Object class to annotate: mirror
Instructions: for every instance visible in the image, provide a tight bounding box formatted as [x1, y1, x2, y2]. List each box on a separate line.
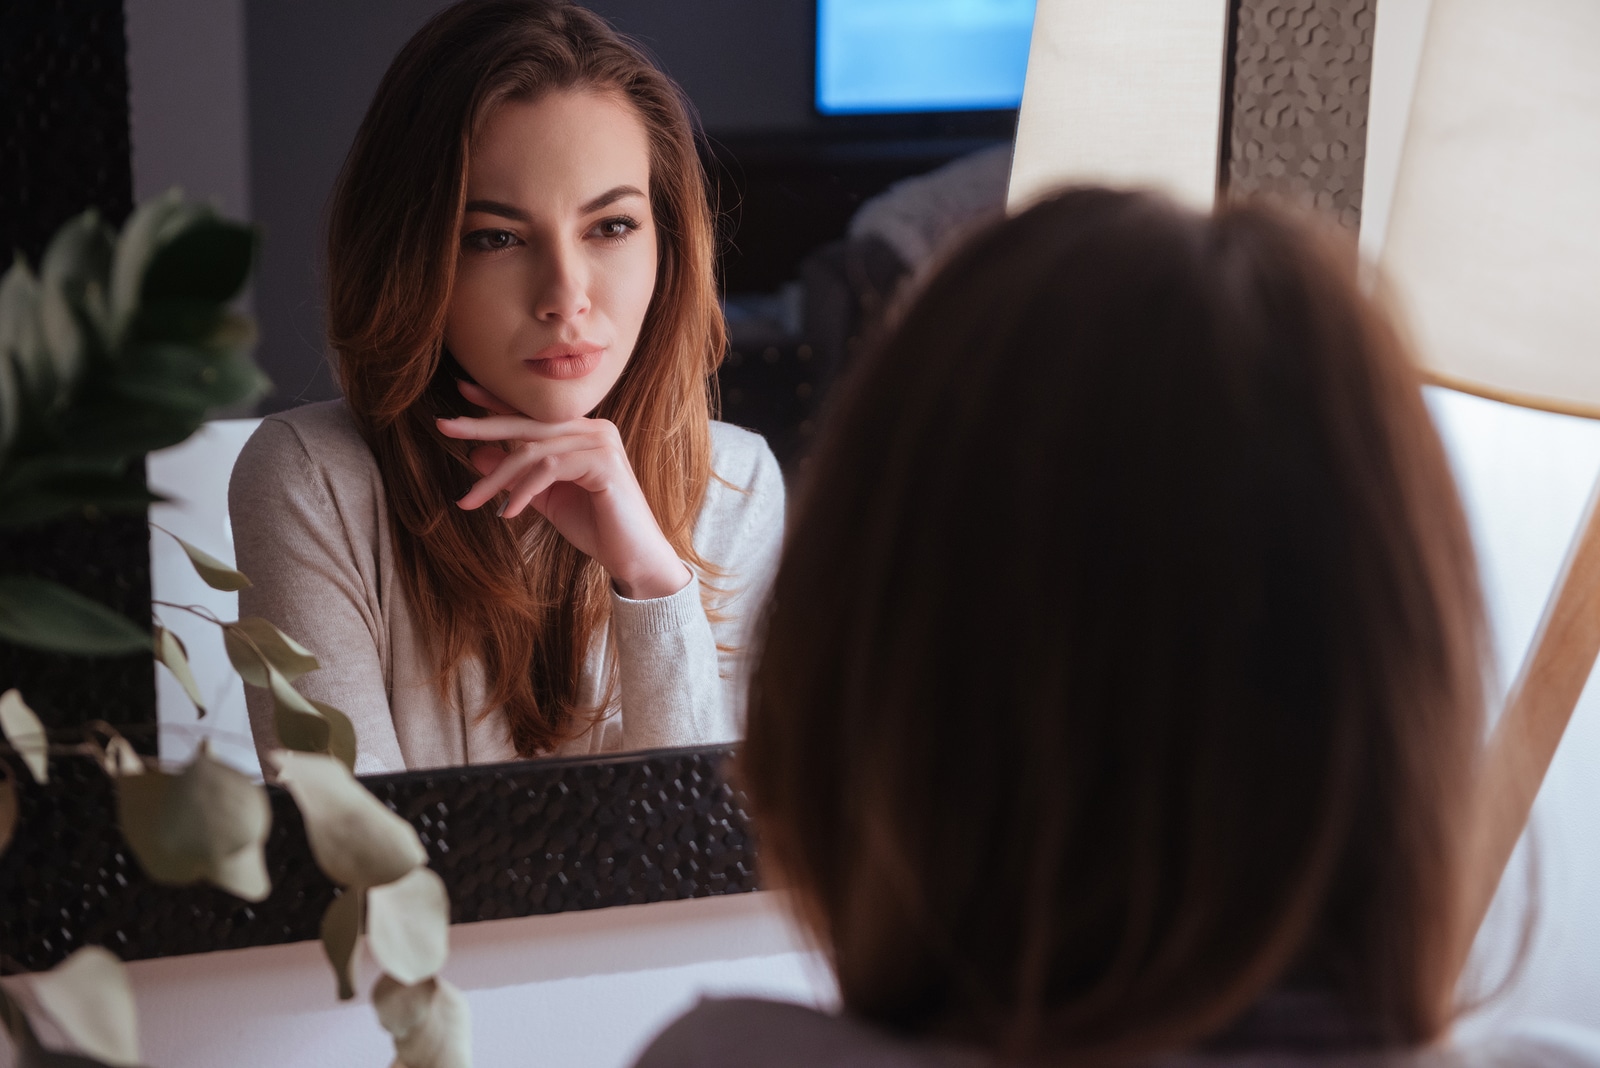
[134, 0, 1029, 774]
[2, 0, 1381, 981]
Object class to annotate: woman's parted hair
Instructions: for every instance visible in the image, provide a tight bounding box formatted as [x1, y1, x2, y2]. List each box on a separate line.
[326, 0, 724, 756]
[743, 189, 1487, 1061]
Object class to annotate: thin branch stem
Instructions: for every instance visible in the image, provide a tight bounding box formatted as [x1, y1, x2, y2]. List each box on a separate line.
[151, 600, 225, 626]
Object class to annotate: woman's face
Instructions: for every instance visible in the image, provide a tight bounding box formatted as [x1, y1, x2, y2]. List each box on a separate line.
[444, 89, 658, 423]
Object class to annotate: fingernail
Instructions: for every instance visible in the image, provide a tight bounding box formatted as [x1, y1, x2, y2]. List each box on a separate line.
[495, 498, 508, 518]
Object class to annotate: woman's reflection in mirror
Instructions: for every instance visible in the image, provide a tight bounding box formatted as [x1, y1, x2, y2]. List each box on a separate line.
[637, 189, 1600, 1065]
[229, 0, 783, 774]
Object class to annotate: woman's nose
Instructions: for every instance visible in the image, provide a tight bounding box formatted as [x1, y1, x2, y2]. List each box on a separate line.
[533, 247, 590, 323]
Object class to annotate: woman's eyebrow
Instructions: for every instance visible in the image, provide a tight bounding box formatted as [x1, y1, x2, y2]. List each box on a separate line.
[579, 185, 646, 214]
[463, 199, 529, 222]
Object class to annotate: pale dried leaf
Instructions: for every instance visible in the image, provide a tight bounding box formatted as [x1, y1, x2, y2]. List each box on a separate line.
[275, 704, 331, 755]
[29, 947, 140, 1068]
[373, 976, 472, 1068]
[0, 689, 48, 784]
[310, 699, 358, 772]
[100, 738, 143, 778]
[269, 751, 426, 888]
[165, 532, 250, 593]
[320, 889, 363, 1001]
[116, 743, 271, 900]
[0, 986, 114, 1067]
[0, 776, 15, 857]
[367, 867, 449, 985]
[152, 625, 205, 716]
[209, 842, 270, 903]
[223, 618, 316, 687]
[157, 741, 266, 861]
[266, 666, 318, 716]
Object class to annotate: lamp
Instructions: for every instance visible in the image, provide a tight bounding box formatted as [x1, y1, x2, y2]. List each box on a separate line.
[1007, 0, 1231, 213]
[1379, 0, 1600, 958]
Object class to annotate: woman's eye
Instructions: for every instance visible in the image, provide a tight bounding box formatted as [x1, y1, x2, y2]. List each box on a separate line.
[592, 216, 641, 243]
[463, 229, 519, 253]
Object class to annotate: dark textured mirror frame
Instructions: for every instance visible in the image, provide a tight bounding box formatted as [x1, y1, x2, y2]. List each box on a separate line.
[0, 0, 1371, 970]
[0, 745, 752, 973]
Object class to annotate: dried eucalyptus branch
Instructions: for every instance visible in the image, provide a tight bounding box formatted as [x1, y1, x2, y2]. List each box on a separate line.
[0, 195, 472, 1067]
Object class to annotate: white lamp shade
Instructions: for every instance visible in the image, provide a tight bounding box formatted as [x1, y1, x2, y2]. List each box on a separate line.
[1007, 0, 1231, 213]
[1381, 0, 1600, 418]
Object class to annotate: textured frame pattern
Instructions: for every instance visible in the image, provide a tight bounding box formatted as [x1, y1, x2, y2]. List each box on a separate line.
[0, 746, 754, 973]
[1, 0, 1373, 968]
[1222, 0, 1374, 228]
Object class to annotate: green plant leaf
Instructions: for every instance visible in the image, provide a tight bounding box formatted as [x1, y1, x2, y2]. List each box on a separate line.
[58, 397, 207, 458]
[116, 741, 272, 901]
[320, 889, 364, 1001]
[112, 340, 268, 412]
[109, 191, 201, 340]
[310, 699, 358, 772]
[0, 774, 16, 857]
[367, 866, 449, 985]
[158, 529, 251, 593]
[0, 577, 149, 655]
[0, 338, 19, 459]
[152, 625, 205, 716]
[140, 218, 255, 306]
[223, 617, 315, 686]
[0, 688, 48, 784]
[372, 975, 471, 1068]
[0, 474, 162, 530]
[0, 259, 52, 413]
[269, 750, 427, 888]
[40, 211, 113, 326]
[37, 212, 114, 400]
[28, 947, 141, 1068]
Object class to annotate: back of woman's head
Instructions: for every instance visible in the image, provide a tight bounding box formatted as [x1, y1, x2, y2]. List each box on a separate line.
[744, 188, 1486, 1061]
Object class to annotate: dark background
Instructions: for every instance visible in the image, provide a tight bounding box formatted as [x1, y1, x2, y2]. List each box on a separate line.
[239, 0, 1013, 414]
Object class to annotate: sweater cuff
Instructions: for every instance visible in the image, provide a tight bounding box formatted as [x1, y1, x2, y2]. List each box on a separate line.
[611, 567, 701, 637]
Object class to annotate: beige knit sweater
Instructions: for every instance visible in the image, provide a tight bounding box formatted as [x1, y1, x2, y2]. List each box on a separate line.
[228, 400, 784, 774]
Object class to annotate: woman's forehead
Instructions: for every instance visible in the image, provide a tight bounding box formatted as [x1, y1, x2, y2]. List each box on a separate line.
[465, 89, 650, 211]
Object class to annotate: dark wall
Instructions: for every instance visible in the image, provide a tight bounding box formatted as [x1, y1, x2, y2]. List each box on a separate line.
[0, 0, 155, 742]
[244, 0, 820, 412]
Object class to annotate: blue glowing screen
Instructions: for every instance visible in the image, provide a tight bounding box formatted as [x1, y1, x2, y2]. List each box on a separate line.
[816, 0, 1037, 115]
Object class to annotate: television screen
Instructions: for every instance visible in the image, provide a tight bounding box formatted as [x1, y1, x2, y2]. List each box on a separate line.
[816, 0, 1037, 116]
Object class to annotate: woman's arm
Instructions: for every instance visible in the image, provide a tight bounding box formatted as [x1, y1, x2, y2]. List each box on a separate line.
[608, 426, 785, 750]
[228, 412, 408, 774]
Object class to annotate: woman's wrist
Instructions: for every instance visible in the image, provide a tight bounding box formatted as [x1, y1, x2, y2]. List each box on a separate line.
[611, 556, 692, 601]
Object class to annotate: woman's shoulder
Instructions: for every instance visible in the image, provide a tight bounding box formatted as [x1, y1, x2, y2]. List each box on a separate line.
[241, 399, 370, 463]
[634, 998, 987, 1068]
[708, 420, 782, 495]
[233, 400, 376, 484]
[229, 400, 382, 518]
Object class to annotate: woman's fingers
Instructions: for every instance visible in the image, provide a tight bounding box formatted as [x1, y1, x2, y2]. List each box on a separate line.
[453, 433, 613, 510]
[454, 378, 519, 416]
[437, 413, 579, 442]
[468, 445, 507, 477]
[500, 448, 613, 519]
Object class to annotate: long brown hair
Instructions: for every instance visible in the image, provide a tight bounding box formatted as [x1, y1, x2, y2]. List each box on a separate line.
[744, 189, 1487, 1062]
[326, 1, 724, 756]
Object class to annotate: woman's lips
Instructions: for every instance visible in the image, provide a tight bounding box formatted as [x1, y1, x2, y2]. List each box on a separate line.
[524, 347, 603, 380]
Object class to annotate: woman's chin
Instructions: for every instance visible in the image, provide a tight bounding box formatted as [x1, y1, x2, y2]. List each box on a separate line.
[508, 393, 607, 424]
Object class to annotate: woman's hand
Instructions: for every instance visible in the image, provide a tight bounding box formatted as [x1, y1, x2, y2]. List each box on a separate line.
[436, 380, 691, 600]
